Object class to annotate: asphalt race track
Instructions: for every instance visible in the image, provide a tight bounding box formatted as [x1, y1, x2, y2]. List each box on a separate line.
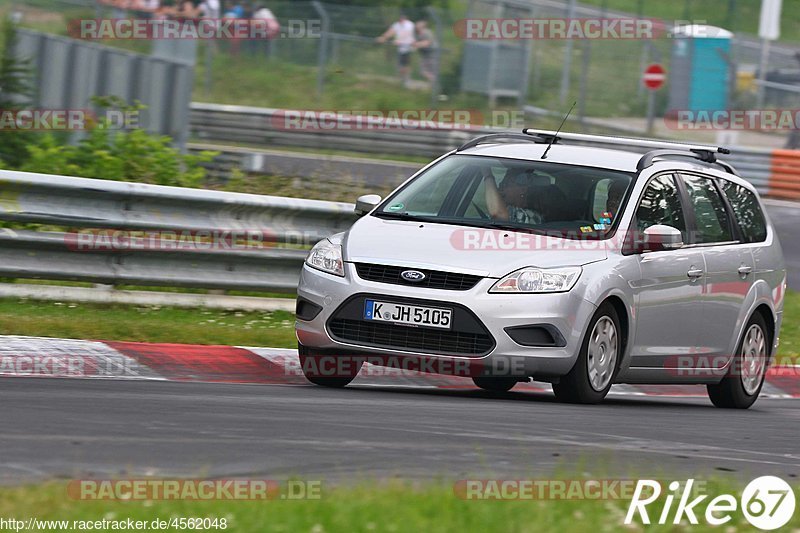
[1, 377, 799, 484]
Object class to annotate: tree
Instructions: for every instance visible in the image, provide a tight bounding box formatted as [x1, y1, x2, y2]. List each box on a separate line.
[0, 17, 33, 168]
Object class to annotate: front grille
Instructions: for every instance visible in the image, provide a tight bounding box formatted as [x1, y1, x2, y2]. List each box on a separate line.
[328, 319, 494, 357]
[326, 294, 495, 357]
[354, 263, 482, 291]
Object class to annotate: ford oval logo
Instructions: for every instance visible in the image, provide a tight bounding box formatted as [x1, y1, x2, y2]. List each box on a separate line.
[401, 270, 426, 282]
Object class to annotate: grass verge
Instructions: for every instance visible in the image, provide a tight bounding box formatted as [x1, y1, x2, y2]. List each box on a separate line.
[0, 298, 296, 347]
[0, 478, 798, 533]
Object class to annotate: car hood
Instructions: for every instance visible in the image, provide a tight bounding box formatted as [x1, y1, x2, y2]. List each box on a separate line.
[341, 215, 608, 278]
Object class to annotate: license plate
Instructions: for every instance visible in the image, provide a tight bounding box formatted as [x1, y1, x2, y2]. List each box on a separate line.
[364, 300, 452, 329]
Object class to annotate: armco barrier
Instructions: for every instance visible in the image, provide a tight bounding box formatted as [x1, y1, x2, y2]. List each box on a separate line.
[190, 103, 474, 158]
[0, 169, 359, 292]
[769, 150, 800, 200]
[0, 169, 357, 244]
[189, 103, 797, 199]
[189, 142, 421, 188]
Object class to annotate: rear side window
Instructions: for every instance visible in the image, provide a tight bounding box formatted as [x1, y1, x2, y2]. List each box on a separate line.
[720, 180, 768, 243]
[634, 174, 687, 239]
[680, 174, 734, 244]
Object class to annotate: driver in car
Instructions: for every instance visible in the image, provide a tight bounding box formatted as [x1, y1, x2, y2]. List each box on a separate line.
[482, 167, 544, 224]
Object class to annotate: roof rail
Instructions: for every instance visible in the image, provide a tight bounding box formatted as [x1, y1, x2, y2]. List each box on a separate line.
[459, 129, 736, 174]
[521, 128, 730, 155]
[457, 133, 550, 152]
[636, 149, 738, 175]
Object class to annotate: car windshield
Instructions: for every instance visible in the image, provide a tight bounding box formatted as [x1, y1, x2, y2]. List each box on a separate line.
[374, 154, 634, 240]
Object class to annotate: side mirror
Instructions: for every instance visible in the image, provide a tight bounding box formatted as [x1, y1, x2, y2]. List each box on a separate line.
[354, 194, 382, 216]
[642, 224, 683, 252]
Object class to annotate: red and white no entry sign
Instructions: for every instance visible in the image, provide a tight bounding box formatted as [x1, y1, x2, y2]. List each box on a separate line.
[642, 64, 666, 90]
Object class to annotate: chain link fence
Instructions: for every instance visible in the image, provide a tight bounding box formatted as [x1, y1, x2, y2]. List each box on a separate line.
[9, 0, 800, 146]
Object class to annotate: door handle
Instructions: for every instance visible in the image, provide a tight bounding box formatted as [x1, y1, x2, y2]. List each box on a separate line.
[687, 267, 704, 279]
[738, 265, 753, 276]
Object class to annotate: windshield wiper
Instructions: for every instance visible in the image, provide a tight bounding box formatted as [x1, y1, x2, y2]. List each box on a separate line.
[477, 221, 542, 234]
[372, 211, 441, 223]
[375, 212, 546, 234]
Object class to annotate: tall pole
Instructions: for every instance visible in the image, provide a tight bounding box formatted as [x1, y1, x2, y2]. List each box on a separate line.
[646, 89, 656, 135]
[558, 0, 577, 105]
[756, 38, 771, 109]
[756, 0, 783, 109]
[312, 1, 330, 99]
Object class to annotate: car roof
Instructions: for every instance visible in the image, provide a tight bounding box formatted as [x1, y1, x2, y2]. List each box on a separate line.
[457, 142, 645, 172]
[455, 141, 754, 190]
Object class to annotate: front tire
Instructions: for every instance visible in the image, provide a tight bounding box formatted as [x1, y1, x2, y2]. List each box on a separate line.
[298, 343, 363, 388]
[552, 303, 620, 404]
[707, 313, 770, 409]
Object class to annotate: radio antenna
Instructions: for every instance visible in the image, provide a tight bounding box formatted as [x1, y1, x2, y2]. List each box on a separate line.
[541, 101, 576, 160]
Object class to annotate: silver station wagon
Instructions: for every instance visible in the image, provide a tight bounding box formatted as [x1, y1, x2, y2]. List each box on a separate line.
[295, 130, 785, 408]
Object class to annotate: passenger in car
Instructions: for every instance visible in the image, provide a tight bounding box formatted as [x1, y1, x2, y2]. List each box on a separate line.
[482, 167, 545, 224]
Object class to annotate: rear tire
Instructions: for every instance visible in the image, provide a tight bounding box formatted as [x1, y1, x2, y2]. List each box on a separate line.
[298, 343, 363, 388]
[707, 313, 770, 409]
[552, 303, 620, 404]
[472, 376, 518, 393]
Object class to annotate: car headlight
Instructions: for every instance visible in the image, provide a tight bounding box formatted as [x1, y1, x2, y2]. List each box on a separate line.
[489, 266, 581, 293]
[305, 239, 345, 277]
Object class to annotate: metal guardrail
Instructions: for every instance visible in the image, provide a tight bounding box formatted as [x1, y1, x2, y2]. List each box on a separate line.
[190, 102, 800, 199]
[0, 230, 307, 292]
[189, 142, 421, 187]
[190, 103, 473, 158]
[0, 169, 359, 292]
[0, 169, 357, 242]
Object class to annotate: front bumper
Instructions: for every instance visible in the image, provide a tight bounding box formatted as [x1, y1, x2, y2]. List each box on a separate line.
[296, 262, 598, 378]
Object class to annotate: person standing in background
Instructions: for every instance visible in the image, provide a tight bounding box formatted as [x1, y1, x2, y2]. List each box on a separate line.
[223, 0, 244, 18]
[252, 5, 280, 57]
[198, 0, 220, 18]
[222, 0, 245, 55]
[376, 13, 415, 88]
[414, 19, 436, 84]
[175, 0, 199, 20]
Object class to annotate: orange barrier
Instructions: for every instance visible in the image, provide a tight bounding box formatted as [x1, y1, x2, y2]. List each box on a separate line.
[769, 149, 800, 200]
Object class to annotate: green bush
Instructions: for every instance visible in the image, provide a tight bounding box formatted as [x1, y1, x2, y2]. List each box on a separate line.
[17, 98, 217, 188]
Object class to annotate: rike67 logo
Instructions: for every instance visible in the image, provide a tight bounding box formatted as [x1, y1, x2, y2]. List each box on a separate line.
[625, 476, 796, 530]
